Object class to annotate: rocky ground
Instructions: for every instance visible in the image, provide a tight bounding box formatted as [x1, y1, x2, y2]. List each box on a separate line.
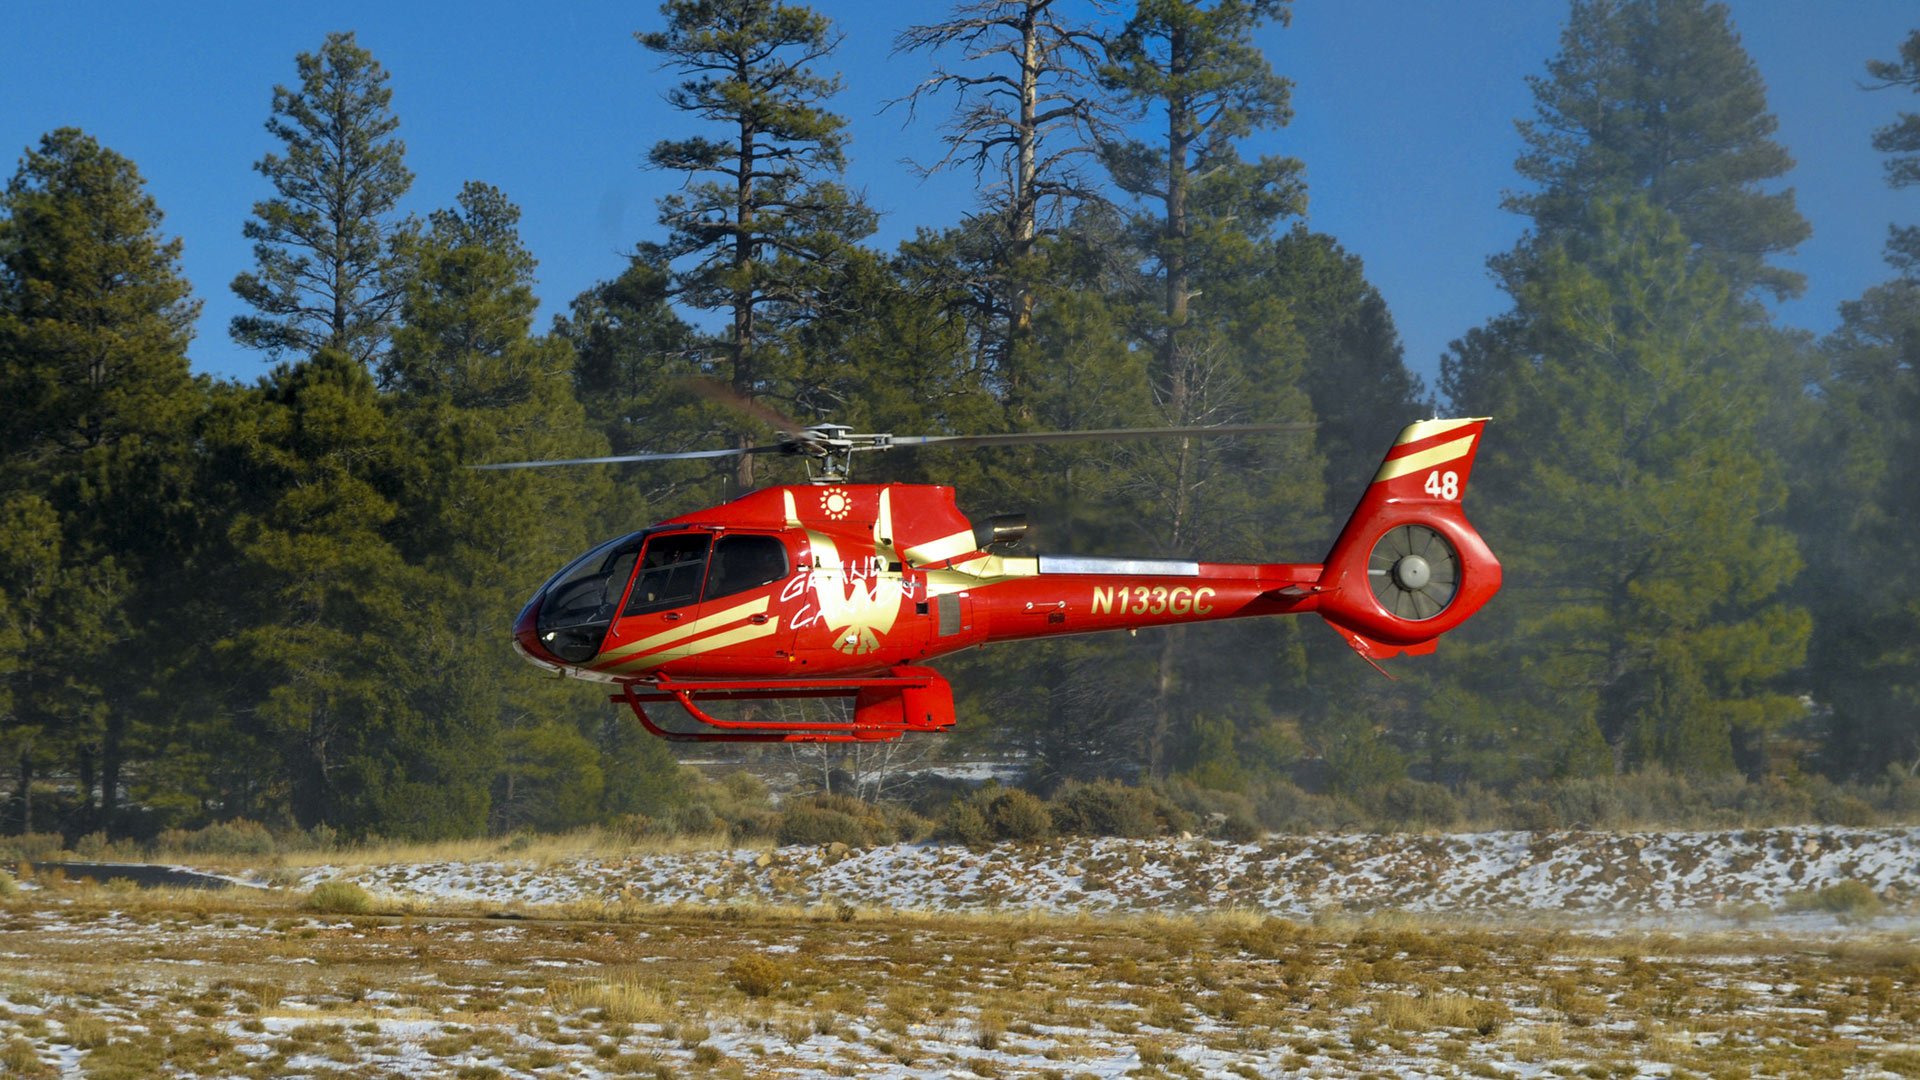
[287, 826, 1920, 925]
[3, 827, 1917, 1078]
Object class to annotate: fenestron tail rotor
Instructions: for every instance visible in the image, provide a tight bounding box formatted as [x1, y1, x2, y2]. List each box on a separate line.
[1368, 524, 1458, 621]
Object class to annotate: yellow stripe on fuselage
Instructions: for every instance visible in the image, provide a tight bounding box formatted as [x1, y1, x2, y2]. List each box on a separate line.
[595, 596, 770, 662]
[903, 528, 978, 567]
[1374, 434, 1477, 483]
[612, 617, 781, 672]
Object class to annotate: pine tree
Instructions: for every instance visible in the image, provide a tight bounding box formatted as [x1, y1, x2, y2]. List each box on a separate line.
[1868, 28, 1920, 274]
[385, 181, 651, 835]
[1098, 0, 1316, 777]
[0, 128, 202, 835]
[1797, 31, 1920, 776]
[1506, 0, 1809, 300]
[232, 31, 414, 367]
[556, 259, 727, 520]
[1444, 196, 1807, 775]
[202, 350, 440, 835]
[1265, 227, 1427, 505]
[0, 494, 122, 834]
[1800, 280, 1920, 776]
[638, 0, 875, 488]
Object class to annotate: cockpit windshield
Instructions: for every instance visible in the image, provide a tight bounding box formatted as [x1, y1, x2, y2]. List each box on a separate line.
[533, 532, 645, 663]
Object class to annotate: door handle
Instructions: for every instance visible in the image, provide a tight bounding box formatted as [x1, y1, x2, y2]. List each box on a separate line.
[749, 614, 769, 625]
[662, 612, 682, 622]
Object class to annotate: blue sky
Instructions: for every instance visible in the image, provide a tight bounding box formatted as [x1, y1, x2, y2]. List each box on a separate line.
[4, 1, 1914, 395]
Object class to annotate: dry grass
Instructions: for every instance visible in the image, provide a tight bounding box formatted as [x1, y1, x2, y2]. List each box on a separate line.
[134, 823, 757, 872]
[1, 872, 1915, 1078]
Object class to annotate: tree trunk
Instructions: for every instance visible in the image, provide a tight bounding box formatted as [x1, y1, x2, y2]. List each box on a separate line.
[17, 749, 33, 836]
[732, 57, 760, 493]
[1011, 2, 1040, 346]
[1148, 22, 1195, 780]
[101, 711, 124, 836]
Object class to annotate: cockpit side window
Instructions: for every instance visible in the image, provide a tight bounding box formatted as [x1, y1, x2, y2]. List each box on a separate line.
[703, 534, 790, 602]
[623, 533, 712, 616]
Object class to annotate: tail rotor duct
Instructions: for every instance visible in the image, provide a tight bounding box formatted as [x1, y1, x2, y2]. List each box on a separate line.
[1368, 524, 1458, 621]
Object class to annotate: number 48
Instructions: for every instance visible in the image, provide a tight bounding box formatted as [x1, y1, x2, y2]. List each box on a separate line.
[1423, 470, 1459, 500]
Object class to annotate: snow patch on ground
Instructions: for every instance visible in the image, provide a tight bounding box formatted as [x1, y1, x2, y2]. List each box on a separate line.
[291, 825, 1920, 923]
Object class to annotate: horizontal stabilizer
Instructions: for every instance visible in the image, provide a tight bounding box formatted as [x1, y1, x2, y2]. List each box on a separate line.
[1328, 621, 1439, 662]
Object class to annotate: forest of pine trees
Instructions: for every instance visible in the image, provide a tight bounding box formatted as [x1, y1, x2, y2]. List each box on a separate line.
[3, 1, 1918, 842]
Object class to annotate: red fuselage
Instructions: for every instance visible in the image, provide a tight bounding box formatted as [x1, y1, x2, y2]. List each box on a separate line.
[513, 483, 1331, 682]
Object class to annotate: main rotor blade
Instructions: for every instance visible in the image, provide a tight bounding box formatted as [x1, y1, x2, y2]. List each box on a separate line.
[682, 376, 811, 435]
[888, 422, 1317, 450]
[470, 444, 784, 470]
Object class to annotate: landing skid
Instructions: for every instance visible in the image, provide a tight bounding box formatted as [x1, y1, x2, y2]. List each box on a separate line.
[614, 669, 957, 743]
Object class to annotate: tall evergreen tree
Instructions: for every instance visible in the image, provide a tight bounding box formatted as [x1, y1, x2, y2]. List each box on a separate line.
[1800, 280, 1920, 776]
[1869, 28, 1920, 275]
[232, 31, 414, 368]
[638, 0, 875, 488]
[1799, 29, 1920, 775]
[556, 259, 728, 521]
[385, 181, 660, 835]
[0, 128, 201, 836]
[202, 350, 453, 836]
[1505, 0, 1809, 300]
[1444, 196, 1807, 775]
[1098, 0, 1316, 777]
[1264, 227, 1426, 509]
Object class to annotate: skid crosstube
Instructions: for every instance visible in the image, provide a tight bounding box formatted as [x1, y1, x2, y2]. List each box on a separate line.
[614, 668, 956, 743]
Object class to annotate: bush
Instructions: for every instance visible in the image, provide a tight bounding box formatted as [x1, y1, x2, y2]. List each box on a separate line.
[1784, 880, 1883, 921]
[1374, 779, 1462, 829]
[155, 819, 276, 857]
[305, 879, 373, 915]
[0, 832, 65, 862]
[1051, 781, 1190, 839]
[1248, 779, 1365, 833]
[1880, 767, 1920, 815]
[775, 805, 872, 847]
[1164, 780, 1257, 840]
[938, 801, 992, 848]
[726, 953, 789, 997]
[1815, 792, 1877, 827]
[772, 794, 922, 848]
[932, 785, 1053, 846]
[985, 788, 1053, 843]
[0, 870, 16, 898]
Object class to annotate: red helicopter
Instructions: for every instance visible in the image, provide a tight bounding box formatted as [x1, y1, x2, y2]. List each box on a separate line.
[483, 412, 1501, 742]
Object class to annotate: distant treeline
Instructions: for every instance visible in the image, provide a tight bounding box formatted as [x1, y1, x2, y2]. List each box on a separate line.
[2, 1, 1918, 842]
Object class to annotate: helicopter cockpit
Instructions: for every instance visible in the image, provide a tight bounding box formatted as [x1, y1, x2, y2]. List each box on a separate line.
[525, 531, 645, 663]
[521, 529, 791, 665]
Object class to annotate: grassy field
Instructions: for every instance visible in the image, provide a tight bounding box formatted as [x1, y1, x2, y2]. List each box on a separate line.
[3, 868, 1918, 1078]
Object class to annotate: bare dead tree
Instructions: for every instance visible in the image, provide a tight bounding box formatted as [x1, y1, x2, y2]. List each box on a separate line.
[894, 1, 1120, 383]
[778, 694, 939, 802]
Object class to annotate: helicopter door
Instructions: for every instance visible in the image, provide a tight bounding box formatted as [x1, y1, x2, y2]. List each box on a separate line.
[595, 531, 713, 674]
[690, 532, 796, 675]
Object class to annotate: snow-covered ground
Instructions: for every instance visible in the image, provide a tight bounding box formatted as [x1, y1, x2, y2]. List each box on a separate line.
[288, 826, 1920, 923]
[7, 827, 1920, 1078]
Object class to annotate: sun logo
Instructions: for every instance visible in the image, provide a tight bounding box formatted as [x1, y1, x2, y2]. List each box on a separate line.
[820, 487, 851, 520]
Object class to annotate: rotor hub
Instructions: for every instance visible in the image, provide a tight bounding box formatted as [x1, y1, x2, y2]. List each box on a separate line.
[1392, 554, 1431, 591]
[1368, 524, 1459, 621]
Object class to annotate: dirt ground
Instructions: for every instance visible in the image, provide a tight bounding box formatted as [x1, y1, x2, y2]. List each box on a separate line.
[3, 873, 1917, 1078]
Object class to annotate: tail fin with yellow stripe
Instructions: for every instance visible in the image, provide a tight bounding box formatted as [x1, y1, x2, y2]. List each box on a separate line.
[1314, 419, 1502, 662]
